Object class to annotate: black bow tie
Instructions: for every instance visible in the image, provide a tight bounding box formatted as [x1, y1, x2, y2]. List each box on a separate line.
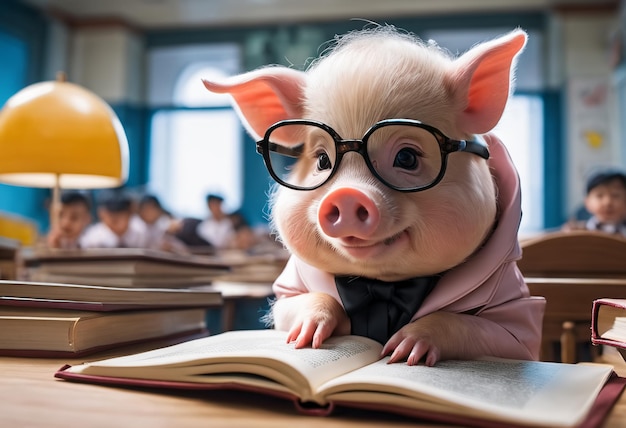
[335, 275, 438, 344]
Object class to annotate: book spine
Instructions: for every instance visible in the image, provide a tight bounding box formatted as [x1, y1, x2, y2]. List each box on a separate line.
[591, 299, 603, 340]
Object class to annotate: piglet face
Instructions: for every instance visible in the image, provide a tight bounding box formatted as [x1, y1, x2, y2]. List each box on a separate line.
[269, 129, 497, 281]
[203, 27, 526, 281]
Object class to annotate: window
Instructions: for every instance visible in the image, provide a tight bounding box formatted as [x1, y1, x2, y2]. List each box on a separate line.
[147, 44, 242, 218]
[149, 107, 242, 218]
[493, 95, 544, 233]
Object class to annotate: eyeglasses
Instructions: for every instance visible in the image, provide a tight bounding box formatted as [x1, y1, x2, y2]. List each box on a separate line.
[256, 119, 489, 192]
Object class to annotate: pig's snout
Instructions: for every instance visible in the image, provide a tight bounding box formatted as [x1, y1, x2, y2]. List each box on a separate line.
[318, 187, 380, 239]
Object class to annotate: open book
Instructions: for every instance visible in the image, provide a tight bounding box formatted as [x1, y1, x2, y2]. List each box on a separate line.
[56, 330, 624, 428]
[592, 298, 626, 362]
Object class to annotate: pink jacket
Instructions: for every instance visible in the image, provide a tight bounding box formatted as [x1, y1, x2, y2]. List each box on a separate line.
[273, 134, 545, 360]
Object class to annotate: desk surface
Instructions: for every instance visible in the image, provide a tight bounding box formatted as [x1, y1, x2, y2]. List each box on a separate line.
[2, 343, 626, 428]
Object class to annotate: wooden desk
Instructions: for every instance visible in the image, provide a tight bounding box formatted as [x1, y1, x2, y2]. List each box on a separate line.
[208, 280, 275, 332]
[1, 343, 626, 428]
[526, 277, 626, 363]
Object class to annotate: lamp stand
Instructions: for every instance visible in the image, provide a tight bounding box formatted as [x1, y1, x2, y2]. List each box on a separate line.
[50, 173, 61, 232]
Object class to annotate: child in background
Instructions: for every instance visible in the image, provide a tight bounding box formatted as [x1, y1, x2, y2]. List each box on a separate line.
[228, 211, 258, 251]
[196, 194, 236, 249]
[134, 194, 188, 253]
[563, 169, 626, 236]
[46, 191, 92, 249]
[80, 190, 148, 248]
[134, 194, 171, 246]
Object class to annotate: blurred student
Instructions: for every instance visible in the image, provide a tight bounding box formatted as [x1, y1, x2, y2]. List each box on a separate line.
[563, 169, 626, 236]
[196, 194, 235, 249]
[133, 194, 188, 253]
[80, 190, 148, 248]
[133, 194, 170, 245]
[46, 191, 92, 249]
[229, 211, 258, 251]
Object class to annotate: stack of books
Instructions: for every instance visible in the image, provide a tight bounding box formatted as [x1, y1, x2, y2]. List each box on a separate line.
[23, 247, 288, 287]
[0, 279, 222, 357]
[22, 248, 233, 288]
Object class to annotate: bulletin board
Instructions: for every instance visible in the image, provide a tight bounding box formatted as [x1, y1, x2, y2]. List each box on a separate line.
[566, 76, 617, 215]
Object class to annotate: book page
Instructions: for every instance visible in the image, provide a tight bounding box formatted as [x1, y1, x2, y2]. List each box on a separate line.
[601, 317, 626, 342]
[319, 357, 613, 427]
[68, 330, 382, 402]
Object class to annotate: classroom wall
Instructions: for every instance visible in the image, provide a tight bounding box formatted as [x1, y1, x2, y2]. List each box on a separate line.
[69, 25, 148, 189]
[560, 12, 621, 217]
[70, 27, 144, 105]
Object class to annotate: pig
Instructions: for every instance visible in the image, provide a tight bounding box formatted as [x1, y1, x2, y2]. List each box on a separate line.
[203, 26, 545, 366]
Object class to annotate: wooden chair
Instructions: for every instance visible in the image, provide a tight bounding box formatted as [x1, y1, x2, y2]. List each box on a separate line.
[518, 230, 626, 363]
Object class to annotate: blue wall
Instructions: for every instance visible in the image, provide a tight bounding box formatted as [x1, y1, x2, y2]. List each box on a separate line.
[542, 90, 565, 229]
[110, 103, 148, 189]
[0, 1, 49, 233]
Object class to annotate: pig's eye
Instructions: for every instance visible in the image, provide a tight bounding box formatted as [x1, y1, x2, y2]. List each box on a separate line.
[393, 148, 419, 170]
[316, 152, 333, 171]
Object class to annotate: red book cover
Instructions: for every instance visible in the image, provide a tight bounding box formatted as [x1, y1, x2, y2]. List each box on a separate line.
[591, 298, 626, 360]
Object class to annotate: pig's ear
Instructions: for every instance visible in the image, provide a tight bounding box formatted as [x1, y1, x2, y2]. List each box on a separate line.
[202, 67, 306, 140]
[447, 30, 527, 135]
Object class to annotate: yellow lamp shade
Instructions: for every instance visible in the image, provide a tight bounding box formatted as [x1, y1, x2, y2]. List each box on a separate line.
[0, 78, 129, 189]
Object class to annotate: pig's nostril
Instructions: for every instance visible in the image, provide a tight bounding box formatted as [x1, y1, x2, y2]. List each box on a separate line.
[326, 205, 340, 223]
[327, 204, 369, 224]
[356, 206, 369, 222]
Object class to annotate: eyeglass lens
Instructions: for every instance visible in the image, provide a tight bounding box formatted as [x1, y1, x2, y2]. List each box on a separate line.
[265, 123, 443, 190]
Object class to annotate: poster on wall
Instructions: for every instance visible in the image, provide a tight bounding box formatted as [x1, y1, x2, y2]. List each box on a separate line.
[567, 76, 617, 216]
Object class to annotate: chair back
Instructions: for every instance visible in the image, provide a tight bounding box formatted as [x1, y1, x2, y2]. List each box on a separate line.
[518, 230, 626, 363]
[518, 230, 626, 277]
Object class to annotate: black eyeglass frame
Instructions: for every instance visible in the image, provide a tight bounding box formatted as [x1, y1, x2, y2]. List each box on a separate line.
[255, 118, 490, 192]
